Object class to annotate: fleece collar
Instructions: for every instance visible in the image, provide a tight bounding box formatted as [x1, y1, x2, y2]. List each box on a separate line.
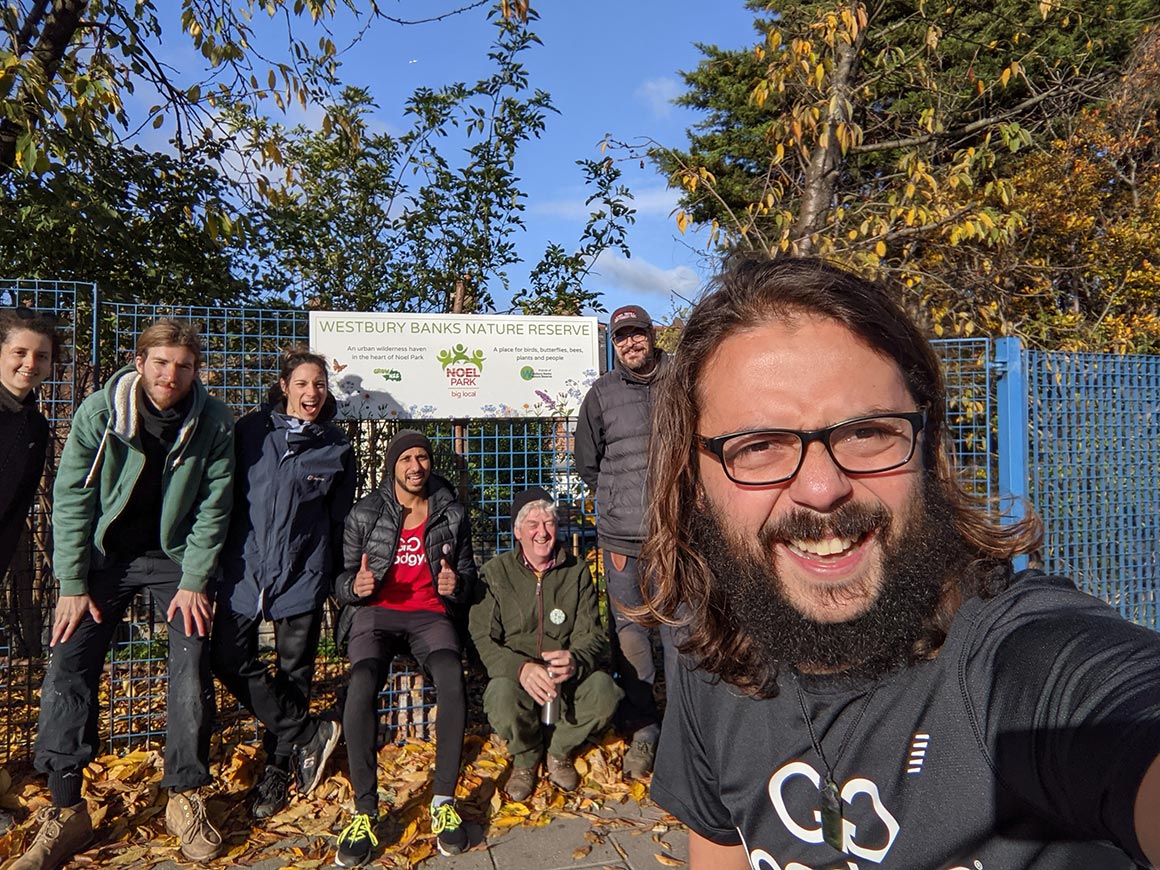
[103, 364, 207, 443]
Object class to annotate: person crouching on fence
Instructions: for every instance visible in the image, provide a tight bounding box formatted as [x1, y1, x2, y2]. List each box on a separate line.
[331, 429, 476, 866]
[210, 348, 356, 819]
[469, 488, 622, 802]
[15, 319, 234, 870]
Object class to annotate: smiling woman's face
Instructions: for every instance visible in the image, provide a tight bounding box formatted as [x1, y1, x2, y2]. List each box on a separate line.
[282, 362, 328, 422]
[1, 328, 53, 400]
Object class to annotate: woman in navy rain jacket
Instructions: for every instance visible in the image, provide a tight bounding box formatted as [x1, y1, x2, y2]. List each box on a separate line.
[211, 349, 356, 819]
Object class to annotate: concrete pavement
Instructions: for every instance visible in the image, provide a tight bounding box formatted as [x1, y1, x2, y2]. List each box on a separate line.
[420, 795, 688, 870]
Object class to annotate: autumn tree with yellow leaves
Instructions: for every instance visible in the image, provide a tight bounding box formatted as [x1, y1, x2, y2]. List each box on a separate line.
[950, 27, 1160, 352]
[650, 0, 1159, 349]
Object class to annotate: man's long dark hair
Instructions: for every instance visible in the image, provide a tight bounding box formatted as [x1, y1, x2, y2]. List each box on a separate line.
[637, 257, 1042, 697]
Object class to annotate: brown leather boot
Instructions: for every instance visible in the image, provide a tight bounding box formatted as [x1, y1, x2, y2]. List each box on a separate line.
[165, 790, 223, 862]
[9, 802, 93, 870]
[546, 754, 580, 791]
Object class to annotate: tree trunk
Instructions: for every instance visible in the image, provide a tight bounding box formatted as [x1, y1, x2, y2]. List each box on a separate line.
[791, 5, 865, 253]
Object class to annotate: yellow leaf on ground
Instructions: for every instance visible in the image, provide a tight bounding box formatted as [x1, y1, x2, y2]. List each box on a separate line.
[656, 853, 686, 867]
[573, 846, 593, 859]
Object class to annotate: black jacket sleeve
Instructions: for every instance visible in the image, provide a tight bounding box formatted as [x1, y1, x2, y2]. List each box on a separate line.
[327, 443, 358, 586]
[573, 389, 604, 493]
[441, 506, 477, 606]
[335, 499, 374, 607]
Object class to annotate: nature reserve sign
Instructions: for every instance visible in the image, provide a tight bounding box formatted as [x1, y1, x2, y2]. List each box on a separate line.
[309, 312, 600, 419]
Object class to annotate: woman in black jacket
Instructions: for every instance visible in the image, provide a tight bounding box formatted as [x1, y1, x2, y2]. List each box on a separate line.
[211, 349, 357, 819]
[0, 309, 58, 582]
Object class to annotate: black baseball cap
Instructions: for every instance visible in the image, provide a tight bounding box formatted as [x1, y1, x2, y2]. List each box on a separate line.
[609, 305, 653, 338]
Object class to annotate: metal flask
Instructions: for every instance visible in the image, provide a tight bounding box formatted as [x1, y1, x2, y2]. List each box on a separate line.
[541, 695, 560, 726]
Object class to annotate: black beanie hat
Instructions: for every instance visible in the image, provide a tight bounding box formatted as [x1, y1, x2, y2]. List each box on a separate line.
[385, 429, 433, 477]
[511, 486, 553, 526]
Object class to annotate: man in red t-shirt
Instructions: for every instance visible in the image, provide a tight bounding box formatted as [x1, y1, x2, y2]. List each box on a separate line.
[332, 430, 476, 867]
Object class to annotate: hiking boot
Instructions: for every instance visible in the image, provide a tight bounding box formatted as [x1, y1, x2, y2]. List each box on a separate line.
[546, 754, 580, 791]
[165, 790, 222, 862]
[250, 765, 291, 819]
[505, 765, 537, 802]
[334, 813, 378, 867]
[622, 739, 656, 779]
[293, 718, 341, 796]
[430, 801, 468, 856]
[9, 802, 93, 870]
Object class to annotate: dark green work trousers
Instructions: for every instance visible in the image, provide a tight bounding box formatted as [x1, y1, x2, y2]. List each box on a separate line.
[482, 671, 622, 769]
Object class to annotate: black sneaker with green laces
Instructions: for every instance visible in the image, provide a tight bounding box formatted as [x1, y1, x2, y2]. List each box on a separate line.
[334, 813, 378, 867]
[431, 802, 467, 856]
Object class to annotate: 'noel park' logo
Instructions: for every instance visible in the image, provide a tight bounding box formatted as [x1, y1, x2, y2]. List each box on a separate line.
[438, 344, 486, 390]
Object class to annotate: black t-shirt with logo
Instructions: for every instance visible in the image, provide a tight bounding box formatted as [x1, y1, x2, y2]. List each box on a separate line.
[652, 571, 1160, 869]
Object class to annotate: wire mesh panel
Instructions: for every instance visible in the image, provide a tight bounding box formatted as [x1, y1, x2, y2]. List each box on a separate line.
[0, 281, 90, 761]
[1025, 350, 1160, 629]
[932, 339, 996, 500]
[103, 302, 309, 413]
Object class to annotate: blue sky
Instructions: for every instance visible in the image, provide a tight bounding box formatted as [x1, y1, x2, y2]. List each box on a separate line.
[274, 1, 762, 322]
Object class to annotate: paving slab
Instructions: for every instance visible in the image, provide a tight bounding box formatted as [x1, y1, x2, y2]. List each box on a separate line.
[477, 815, 627, 870]
[608, 823, 688, 870]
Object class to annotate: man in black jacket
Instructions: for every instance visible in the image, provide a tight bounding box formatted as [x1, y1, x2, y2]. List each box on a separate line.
[332, 430, 475, 867]
[573, 304, 673, 779]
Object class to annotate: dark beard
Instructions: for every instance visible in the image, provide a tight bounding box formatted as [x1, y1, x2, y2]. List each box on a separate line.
[689, 477, 971, 680]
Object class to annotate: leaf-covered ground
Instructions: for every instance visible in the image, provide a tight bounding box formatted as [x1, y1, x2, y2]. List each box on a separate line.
[0, 731, 684, 868]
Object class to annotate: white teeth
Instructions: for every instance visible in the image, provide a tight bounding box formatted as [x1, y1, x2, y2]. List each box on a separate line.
[790, 536, 855, 557]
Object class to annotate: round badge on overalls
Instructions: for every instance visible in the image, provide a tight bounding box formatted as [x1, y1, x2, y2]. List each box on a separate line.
[549, 608, 566, 625]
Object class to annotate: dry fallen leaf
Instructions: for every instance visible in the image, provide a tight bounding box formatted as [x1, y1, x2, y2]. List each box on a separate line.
[655, 853, 686, 867]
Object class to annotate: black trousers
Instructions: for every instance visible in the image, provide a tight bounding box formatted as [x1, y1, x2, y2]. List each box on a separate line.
[34, 554, 214, 792]
[210, 605, 322, 760]
[343, 608, 466, 814]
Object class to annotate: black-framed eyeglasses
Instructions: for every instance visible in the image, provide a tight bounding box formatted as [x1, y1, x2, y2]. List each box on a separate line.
[696, 410, 927, 486]
[612, 326, 649, 345]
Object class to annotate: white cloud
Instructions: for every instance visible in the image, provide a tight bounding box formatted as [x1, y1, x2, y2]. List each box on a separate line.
[588, 250, 702, 300]
[635, 77, 682, 119]
[531, 196, 595, 221]
[629, 185, 681, 217]
[531, 183, 678, 221]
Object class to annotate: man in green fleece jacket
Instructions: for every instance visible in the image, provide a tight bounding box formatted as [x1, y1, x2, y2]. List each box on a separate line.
[13, 320, 234, 870]
[470, 487, 622, 803]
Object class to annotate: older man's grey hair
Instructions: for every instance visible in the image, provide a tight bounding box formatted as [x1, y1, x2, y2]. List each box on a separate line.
[515, 499, 557, 530]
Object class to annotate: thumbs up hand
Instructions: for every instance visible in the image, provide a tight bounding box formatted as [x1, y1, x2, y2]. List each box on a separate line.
[354, 552, 376, 597]
[436, 556, 457, 596]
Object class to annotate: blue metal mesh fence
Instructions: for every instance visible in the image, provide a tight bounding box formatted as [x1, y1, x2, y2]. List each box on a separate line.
[1024, 349, 1160, 628]
[5, 297, 1157, 762]
[933, 339, 995, 500]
